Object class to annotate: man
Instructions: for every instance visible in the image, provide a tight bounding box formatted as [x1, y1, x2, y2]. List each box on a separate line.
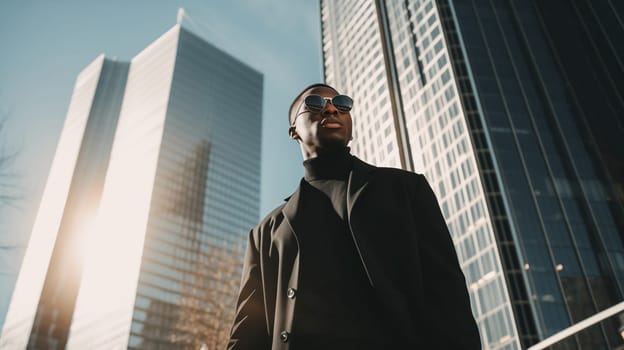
[228, 84, 481, 349]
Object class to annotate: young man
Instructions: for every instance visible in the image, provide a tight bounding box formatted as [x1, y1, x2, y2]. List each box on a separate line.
[228, 84, 481, 349]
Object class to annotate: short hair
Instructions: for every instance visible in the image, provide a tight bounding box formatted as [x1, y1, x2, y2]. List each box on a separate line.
[288, 83, 340, 125]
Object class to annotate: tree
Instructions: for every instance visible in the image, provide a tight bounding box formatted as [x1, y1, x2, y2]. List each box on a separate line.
[0, 111, 19, 206]
[170, 241, 244, 350]
[0, 106, 21, 333]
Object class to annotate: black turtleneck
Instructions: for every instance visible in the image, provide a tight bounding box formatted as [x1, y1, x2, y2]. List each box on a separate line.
[303, 147, 352, 219]
[294, 147, 385, 348]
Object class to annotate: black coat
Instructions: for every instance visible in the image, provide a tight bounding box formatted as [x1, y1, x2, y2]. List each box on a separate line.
[228, 157, 481, 349]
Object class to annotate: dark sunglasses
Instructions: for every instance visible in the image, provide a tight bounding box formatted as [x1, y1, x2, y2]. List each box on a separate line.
[303, 94, 353, 113]
[294, 94, 354, 123]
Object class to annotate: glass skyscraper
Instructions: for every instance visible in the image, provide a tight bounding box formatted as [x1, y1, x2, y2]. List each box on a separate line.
[321, 1, 624, 349]
[1, 24, 262, 350]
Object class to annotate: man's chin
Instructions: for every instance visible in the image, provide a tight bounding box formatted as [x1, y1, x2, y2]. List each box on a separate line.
[318, 137, 349, 150]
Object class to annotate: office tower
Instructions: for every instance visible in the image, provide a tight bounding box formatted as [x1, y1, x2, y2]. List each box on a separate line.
[0, 55, 129, 349]
[321, 1, 624, 349]
[1, 24, 263, 350]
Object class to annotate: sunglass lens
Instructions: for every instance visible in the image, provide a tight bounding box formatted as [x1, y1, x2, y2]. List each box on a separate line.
[332, 95, 353, 112]
[304, 95, 326, 111]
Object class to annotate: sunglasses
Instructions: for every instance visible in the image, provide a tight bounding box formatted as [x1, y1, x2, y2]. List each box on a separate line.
[293, 94, 353, 124]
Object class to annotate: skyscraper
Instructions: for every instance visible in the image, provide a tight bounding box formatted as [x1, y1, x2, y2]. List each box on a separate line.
[321, 1, 624, 349]
[1, 24, 263, 350]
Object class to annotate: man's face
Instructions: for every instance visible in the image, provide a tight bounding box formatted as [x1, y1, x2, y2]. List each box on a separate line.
[289, 87, 353, 154]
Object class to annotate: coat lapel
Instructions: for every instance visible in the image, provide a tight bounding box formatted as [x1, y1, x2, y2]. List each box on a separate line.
[281, 157, 377, 240]
[347, 156, 376, 220]
[346, 157, 378, 288]
[281, 179, 305, 242]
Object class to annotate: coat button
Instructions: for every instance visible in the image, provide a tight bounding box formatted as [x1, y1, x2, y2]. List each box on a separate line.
[287, 288, 296, 299]
[280, 331, 290, 343]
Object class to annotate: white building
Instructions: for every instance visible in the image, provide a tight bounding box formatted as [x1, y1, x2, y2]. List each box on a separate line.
[1, 24, 263, 349]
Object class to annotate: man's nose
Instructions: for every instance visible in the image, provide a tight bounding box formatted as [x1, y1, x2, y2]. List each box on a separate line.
[322, 101, 338, 115]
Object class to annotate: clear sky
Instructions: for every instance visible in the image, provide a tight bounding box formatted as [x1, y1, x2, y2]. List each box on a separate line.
[0, 0, 322, 325]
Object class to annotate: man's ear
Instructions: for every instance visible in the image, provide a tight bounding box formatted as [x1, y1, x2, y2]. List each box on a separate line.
[289, 125, 300, 141]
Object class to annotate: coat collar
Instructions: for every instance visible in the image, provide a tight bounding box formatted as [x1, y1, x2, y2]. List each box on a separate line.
[281, 156, 377, 234]
[346, 156, 376, 219]
[281, 178, 305, 240]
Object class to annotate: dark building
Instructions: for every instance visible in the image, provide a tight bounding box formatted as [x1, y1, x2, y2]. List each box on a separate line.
[321, 1, 624, 349]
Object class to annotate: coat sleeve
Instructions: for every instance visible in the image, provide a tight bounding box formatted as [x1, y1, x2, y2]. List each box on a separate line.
[414, 174, 482, 349]
[227, 228, 270, 349]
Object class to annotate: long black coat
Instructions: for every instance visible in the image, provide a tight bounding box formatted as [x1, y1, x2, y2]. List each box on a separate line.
[228, 157, 481, 349]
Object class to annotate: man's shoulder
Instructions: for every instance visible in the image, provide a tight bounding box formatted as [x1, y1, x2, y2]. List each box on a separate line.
[264, 202, 287, 220]
[355, 156, 424, 181]
[376, 166, 422, 178]
[349, 157, 432, 199]
[253, 202, 287, 231]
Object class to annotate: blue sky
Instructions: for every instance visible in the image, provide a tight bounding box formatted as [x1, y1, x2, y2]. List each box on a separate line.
[0, 0, 321, 238]
[0, 0, 322, 325]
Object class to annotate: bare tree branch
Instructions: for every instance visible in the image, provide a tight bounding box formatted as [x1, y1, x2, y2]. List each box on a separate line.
[170, 241, 244, 350]
[0, 105, 22, 269]
[0, 108, 21, 207]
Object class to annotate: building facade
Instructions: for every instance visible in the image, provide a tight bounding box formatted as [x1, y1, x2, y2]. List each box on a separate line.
[321, 1, 624, 349]
[1, 24, 262, 350]
[0, 55, 129, 349]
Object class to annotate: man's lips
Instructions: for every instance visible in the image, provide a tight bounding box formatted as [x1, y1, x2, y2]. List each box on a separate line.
[321, 118, 342, 129]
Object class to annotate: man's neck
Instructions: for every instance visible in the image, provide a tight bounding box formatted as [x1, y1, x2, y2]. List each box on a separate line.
[303, 146, 352, 181]
[301, 144, 350, 161]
